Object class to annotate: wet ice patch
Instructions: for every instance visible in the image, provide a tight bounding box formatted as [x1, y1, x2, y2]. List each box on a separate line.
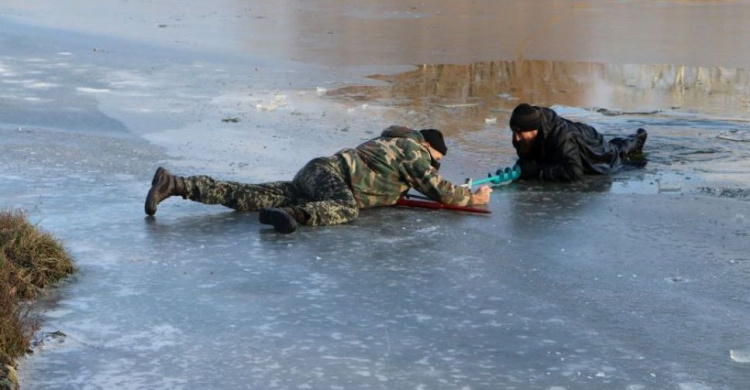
[611, 177, 658, 194]
[76, 87, 110, 93]
[591, 107, 660, 116]
[549, 105, 595, 119]
[699, 187, 750, 200]
[657, 176, 683, 192]
[678, 383, 713, 390]
[30, 331, 68, 351]
[414, 225, 439, 234]
[65, 242, 116, 266]
[44, 308, 75, 319]
[70, 357, 188, 390]
[27, 81, 59, 89]
[107, 324, 183, 352]
[105, 70, 155, 88]
[253, 93, 288, 111]
[438, 103, 479, 109]
[716, 129, 750, 142]
[112, 284, 143, 298]
[730, 349, 750, 363]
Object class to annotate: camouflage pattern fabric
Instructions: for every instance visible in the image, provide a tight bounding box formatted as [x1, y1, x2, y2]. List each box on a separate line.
[183, 126, 471, 227]
[291, 157, 359, 226]
[185, 156, 358, 226]
[337, 126, 472, 207]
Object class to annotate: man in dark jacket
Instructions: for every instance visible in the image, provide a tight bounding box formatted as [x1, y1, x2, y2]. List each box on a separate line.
[509, 103, 647, 182]
[144, 126, 493, 233]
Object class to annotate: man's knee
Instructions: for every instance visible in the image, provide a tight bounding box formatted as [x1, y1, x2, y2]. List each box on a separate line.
[303, 202, 359, 226]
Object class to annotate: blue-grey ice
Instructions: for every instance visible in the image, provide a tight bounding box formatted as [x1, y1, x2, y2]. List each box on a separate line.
[2, 1, 750, 389]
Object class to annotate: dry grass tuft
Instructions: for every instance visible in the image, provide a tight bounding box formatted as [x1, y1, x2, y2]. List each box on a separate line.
[0, 210, 75, 299]
[0, 209, 75, 366]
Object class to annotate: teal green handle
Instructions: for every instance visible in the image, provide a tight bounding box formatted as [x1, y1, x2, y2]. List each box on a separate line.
[470, 165, 521, 186]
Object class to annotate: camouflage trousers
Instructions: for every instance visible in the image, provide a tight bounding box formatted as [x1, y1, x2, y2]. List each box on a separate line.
[184, 156, 359, 226]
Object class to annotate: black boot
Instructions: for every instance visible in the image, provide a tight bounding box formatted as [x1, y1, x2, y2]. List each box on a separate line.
[144, 167, 187, 216]
[615, 128, 648, 157]
[259, 207, 307, 234]
[633, 128, 648, 154]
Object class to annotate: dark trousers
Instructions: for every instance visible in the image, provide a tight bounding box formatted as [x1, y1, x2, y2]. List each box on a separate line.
[609, 132, 641, 157]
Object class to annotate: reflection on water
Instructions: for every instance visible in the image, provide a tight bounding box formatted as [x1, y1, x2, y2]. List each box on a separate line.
[228, 0, 750, 71]
[327, 59, 750, 134]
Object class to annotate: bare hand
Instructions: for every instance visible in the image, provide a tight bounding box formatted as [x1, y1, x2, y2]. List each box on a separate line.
[470, 185, 493, 205]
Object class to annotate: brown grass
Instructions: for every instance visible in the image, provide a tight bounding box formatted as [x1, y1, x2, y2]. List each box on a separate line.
[0, 209, 75, 366]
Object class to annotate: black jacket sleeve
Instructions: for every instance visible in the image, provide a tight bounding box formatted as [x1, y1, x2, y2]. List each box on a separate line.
[540, 132, 584, 182]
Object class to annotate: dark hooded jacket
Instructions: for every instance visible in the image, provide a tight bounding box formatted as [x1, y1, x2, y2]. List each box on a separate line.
[518, 107, 622, 182]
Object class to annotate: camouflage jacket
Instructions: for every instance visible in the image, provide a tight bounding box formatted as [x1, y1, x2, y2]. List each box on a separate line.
[337, 126, 472, 208]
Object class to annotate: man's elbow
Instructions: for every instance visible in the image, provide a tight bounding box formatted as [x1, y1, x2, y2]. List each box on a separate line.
[545, 164, 584, 182]
[565, 165, 584, 182]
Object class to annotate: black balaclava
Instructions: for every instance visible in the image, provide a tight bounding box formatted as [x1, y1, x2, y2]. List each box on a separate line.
[420, 129, 447, 170]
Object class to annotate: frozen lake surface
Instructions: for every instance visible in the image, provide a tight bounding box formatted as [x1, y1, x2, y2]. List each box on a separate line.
[1, 1, 750, 389]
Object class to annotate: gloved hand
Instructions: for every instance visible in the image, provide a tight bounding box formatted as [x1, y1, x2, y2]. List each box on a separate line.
[515, 159, 541, 180]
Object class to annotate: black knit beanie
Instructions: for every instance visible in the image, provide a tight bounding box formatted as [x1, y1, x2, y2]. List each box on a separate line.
[420, 129, 448, 156]
[509, 103, 542, 132]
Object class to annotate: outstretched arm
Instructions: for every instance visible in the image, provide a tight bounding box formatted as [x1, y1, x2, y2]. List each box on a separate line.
[399, 148, 477, 206]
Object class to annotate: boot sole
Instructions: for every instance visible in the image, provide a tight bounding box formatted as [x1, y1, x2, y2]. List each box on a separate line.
[262, 208, 298, 234]
[272, 216, 298, 234]
[634, 129, 648, 153]
[258, 208, 272, 225]
[144, 167, 167, 216]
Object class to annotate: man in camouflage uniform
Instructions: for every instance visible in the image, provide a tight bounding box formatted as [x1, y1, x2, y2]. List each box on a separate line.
[144, 126, 493, 233]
